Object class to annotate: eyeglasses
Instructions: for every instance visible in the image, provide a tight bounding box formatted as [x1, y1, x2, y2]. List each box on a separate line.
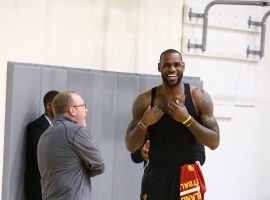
[72, 103, 87, 109]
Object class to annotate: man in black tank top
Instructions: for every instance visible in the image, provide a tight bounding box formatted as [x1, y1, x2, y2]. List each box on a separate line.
[125, 49, 220, 200]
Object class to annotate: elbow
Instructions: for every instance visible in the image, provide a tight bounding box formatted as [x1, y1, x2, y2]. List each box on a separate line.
[97, 162, 105, 174]
[125, 140, 137, 153]
[209, 139, 220, 150]
[126, 145, 136, 153]
[89, 162, 105, 177]
[209, 144, 218, 150]
[93, 160, 105, 174]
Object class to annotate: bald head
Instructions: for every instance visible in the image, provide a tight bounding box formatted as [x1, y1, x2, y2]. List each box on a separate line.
[52, 91, 76, 115]
[52, 91, 88, 126]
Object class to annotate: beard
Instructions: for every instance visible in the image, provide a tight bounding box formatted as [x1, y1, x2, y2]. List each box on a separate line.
[161, 74, 183, 88]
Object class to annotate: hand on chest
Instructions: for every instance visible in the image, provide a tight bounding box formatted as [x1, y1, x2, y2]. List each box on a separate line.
[153, 96, 189, 123]
[155, 95, 185, 113]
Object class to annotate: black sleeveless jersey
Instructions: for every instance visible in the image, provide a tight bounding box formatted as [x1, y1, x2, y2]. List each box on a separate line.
[148, 83, 200, 167]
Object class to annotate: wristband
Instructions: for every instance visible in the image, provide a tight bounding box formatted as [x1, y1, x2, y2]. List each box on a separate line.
[186, 117, 194, 127]
[182, 115, 192, 125]
[138, 120, 147, 129]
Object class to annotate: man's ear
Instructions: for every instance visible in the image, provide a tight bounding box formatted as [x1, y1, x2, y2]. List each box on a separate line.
[68, 107, 76, 117]
[158, 63, 161, 72]
[46, 103, 52, 110]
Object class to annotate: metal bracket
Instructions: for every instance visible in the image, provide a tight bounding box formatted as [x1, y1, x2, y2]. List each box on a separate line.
[186, 0, 270, 53]
[246, 46, 261, 58]
[248, 16, 262, 28]
[246, 10, 270, 58]
[187, 39, 203, 52]
[188, 8, 204, 21]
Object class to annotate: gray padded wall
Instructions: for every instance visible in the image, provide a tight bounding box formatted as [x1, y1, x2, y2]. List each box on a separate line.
[3, 62, 202, 200]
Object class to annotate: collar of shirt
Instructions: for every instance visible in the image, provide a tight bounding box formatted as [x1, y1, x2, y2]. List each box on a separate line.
[53, 114, 78, 124]
[44, 115, 52, 125]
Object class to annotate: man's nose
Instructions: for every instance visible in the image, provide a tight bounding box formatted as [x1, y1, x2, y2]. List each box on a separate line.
[168, 65, 176, 71]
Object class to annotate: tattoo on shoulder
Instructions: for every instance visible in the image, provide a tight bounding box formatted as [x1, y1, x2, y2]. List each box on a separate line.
[132, 93, 149, 118]
[200, 90, 219, 133]
[201, 90, 213, 113]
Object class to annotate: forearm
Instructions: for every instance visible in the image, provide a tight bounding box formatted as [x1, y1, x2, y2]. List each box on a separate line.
[187, 119, 220, 150]
[74, 127, 105, 177]
[125, 124, 147, 153]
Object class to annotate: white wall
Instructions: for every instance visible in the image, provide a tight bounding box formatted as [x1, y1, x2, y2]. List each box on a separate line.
[1, 0, 270, 199]
[181, 1, 270, 199]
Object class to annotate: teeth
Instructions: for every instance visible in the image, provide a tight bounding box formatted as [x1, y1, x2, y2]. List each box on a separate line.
[168, 75, 176, 77]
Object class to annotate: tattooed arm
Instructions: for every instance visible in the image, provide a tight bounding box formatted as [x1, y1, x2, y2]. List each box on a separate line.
[125, 93, 164, 153]
[188, 89, 220, 150]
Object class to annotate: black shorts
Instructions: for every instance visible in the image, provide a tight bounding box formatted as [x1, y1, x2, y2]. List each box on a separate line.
[140, 162, 180, 200]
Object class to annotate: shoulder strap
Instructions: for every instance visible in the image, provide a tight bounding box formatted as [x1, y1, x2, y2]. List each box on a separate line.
[151, 87, 157, 107]
[184, 83, 190, 99]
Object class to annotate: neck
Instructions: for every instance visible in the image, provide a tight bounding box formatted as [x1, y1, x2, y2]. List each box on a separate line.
[62, 113, 80, 124]
[45, 110, 53, 121]
[160, 81, 184, 96]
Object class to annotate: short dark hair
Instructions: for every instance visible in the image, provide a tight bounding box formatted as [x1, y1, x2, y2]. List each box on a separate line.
[43, 90, 59, 108]
[159, 49, 182, 63]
